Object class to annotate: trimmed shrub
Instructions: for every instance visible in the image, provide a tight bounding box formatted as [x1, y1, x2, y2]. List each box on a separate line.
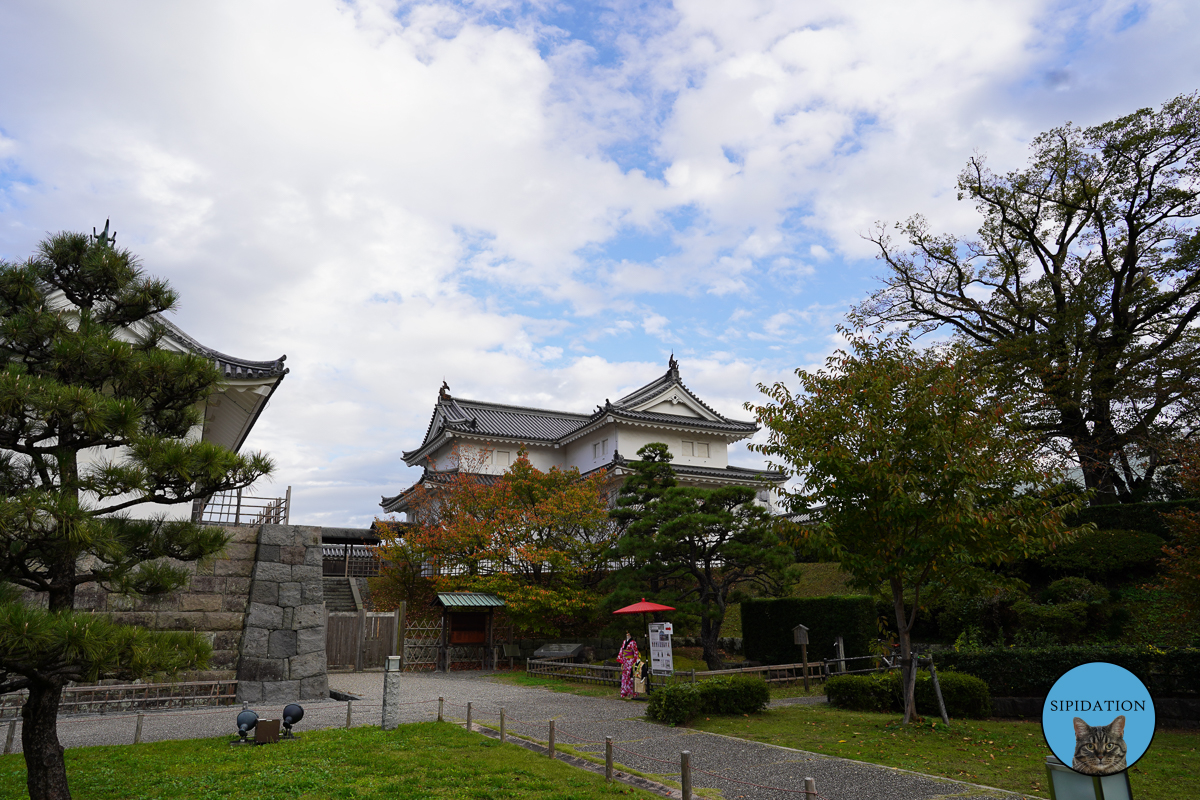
[741, 596, 876, 665]
[1011, 600, 1088, 643]
[936, 646, 1200, 698]
[826, 671, 992, 718]
[647, 683, 703, 725]
[826, 673, 897, 712]
[647, 676, 770, 725]
[1039, 529, 1165, 581]
[1041, 577, 1109, 604]
[697, 675, 770, 716]
[915, 671, 992, 719]
[1068, 500, 1200, 540]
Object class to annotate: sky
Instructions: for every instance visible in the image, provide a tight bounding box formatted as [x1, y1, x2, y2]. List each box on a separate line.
[1, 0, 1197, 527]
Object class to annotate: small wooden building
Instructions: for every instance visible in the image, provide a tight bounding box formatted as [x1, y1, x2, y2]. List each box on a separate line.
[432, 592, 506, 671]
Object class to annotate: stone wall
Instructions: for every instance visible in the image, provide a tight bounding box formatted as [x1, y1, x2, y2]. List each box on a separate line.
[235, 524, 329, 703]
[74, 524, 258, 672]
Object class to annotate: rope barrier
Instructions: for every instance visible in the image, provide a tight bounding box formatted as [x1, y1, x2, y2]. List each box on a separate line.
[693, 766, 831, 797]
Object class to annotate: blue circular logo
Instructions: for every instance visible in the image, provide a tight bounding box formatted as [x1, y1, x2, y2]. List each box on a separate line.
[1042, 662, 1155, 775]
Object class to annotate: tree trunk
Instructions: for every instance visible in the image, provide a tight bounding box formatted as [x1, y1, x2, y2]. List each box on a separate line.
[699, 612, 724, 671]
[891, 581, 917, 724]
[22, 682, 71, 800]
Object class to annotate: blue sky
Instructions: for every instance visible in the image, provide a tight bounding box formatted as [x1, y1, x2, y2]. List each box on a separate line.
[1, 0, 1197, 525]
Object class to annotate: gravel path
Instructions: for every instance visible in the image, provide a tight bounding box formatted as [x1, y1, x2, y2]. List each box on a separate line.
[3, 671, 1032, 800]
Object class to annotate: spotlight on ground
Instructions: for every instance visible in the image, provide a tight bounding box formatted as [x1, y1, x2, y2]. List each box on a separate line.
[282, 704, 304, 740]
[231, 709, 258, 746]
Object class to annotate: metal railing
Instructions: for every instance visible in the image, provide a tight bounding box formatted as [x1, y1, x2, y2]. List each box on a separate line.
[191, 486, 291, 526]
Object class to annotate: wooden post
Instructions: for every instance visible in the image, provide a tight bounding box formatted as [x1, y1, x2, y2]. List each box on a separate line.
[346, 699, 353, 728]
[681, 751, 692, 800]
[438, 697, 444, 722]
[928, 656, 951, 725]
[690, 669, 695, 684]
[3, 719, 14, 755]
[354, 608, 366, 672]
[835, 635, 846, 674]
[235, 487, 242, 526]
[804, 777, 817, 798]
[801, 642, 810, 691]
[500, 708, 506, 742]
[605, 736, 613, 782]
[548, 720, 555, 759]
[466, 701, 472, 731]
[343, 542, 351, 576]
[397, 602, 406, 668]
[283, 485, 292, 524]
[134, 713, 144, 744]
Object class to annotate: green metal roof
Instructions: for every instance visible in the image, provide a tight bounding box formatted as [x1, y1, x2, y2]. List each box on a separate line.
[433, 592, 506, 609]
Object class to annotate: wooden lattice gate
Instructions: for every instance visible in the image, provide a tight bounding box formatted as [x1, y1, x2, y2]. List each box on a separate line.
[403, 617, 443, 672]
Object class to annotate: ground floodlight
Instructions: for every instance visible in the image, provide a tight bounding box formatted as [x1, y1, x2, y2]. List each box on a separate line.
[282, 704, 304, 739]
[231, 709, 258, 746]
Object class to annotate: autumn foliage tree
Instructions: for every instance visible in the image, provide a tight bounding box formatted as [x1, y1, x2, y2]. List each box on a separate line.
[374, 450, 618, 636]
[1158, 441, 1200, 622]
[747, 331, 1083, 723]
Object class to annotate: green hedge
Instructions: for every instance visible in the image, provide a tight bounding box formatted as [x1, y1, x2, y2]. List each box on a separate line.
[826, 671, 992, 718]
[647, 675, 770, 725]
[741, 596, 876, 665]
[1039, 529, 1165, 581]
[1068, 499, 1200, 539]
[935, 646, 1200, 697]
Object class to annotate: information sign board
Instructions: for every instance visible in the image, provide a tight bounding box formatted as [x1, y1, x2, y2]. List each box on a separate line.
[648, 622, 673, 676]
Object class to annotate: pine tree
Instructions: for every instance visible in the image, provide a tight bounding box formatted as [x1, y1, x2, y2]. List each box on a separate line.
[0, 228, 272, 800]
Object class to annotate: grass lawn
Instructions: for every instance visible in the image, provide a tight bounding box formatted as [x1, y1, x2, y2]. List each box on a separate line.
[0, 723, 656, 800]
[688, 703, 1199, 800]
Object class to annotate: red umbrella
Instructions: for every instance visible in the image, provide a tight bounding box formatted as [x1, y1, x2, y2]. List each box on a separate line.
[613, 598, 675, 615]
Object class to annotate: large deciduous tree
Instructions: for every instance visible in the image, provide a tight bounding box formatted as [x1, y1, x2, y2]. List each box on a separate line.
[0, 230, 272, 800]
[852, 93, 1200, 504]
[375, 451, 618, 636]
[609, 443, 792, 670]
[747, 332, 1081, 722]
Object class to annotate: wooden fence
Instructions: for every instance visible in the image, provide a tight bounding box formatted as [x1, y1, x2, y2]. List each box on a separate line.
[526, 658, 834, 687]
[326, 609, 402, 670]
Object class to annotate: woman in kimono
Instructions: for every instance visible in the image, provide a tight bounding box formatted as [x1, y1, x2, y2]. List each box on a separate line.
[618, 633, 639, 699]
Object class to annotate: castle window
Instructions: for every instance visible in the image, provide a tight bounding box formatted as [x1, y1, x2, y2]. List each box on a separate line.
[681, 440, 694, 457]
[593, 439, 609, 459]
[697, 442, 709, 458]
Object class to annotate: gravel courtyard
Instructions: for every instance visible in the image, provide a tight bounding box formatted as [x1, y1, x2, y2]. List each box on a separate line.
[4, 671, 1032, 800]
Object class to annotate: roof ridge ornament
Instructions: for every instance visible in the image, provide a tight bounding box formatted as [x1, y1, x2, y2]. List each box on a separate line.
[92, 219, 116, 248]
[668, 353, 679, 379]
[439, 380, 451, 401]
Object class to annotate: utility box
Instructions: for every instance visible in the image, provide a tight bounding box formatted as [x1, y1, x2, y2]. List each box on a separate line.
[255, 719, 280, 744]
[792, 624, 809, 645]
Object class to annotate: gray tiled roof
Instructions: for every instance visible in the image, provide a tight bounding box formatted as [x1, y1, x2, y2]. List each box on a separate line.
[157, 316, 288, 380]
[380, 467, 502, 513]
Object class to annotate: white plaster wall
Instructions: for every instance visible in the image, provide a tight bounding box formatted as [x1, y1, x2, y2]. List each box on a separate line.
[564, 422, 618, 472]
[615, 425, 731, 469]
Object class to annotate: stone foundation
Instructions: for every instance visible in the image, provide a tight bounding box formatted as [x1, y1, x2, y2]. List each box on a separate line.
[235, 525, 329, 703]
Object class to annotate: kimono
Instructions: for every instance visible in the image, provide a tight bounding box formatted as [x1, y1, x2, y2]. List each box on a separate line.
[618, 638, 640, 698]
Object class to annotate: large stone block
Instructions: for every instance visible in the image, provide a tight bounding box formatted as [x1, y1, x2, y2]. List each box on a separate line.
[296, 626, 325, 655]
[262, 680, 301, 704]
[187, 575, 221, 594]
[192, 559, 215, 576]
[256, 544, 281, 563]
[278, 582, 301, 608]
[301, 579, 323, 604]
[250, 581, 278, 605]
[134, 595, 176, 612]
[204, 612, 247, 631]
[107, 595, 135, 612]
[292, 563, 318, 581]
[245, 603, 284, 630]
[226, 577, 252, 596]
[236, 680, 263, 703]
[293, 604, 324, 630]
[223, 594, 250, 613]
[300, 676, 329, 700]
[260, 525, 300, 547]
[297, 526, 322, 547]
[241, 627, 269, 657]
[220, 542, 259, 561]
[238, 657, 285, 682]
[215, 558, 255, 577]
[268, 629, 297, 658]
[281, 545, 307, 565]
[212, 630, 243, 652]
[253, 561, 291, 583]
[228, 525, 261, 543]
[304, 546, 323, 568]
[180, 594, 223, 612]
[155, 611, 207, 631]
[288, 650, 327, 680]
[209, 650, 239, 670]
[110, 611, 154, 629]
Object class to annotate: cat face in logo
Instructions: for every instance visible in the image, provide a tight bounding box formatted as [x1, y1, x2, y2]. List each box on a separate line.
[1072, 715, 1127, 775]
